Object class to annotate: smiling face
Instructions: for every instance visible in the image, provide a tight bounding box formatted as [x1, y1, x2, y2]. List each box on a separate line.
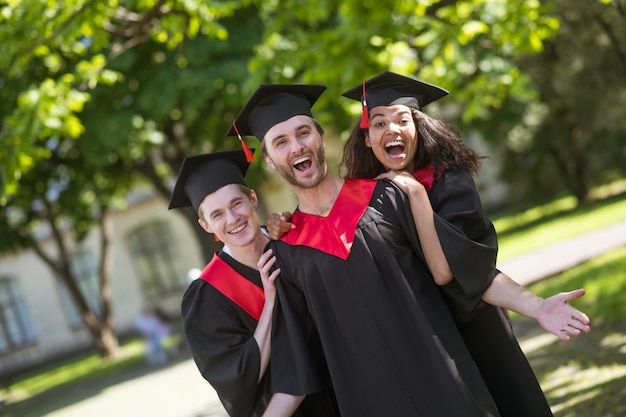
[365, 104, 418, 172]
[197, 184, 260, 249]
[262, 114, 327, 190]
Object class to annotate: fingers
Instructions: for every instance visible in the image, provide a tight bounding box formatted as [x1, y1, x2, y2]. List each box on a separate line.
[258, 249, 281, 284]
[552, 317, 592, 342]
[572, 310, 591, 325]
[267, 267, 281, 283]
[568, 316, 592, 333]
[561, 302, 591, 326]
[560, 288, 586, 302]
[257, 249, 276, 272]
[266, 212, 295, 240]
[266, 213, 283, 240]
[560, 289, 591, 325]
[560, 321, 591, 341]
[257, 249, 273, 267]
[268, 212, 282, 225]
[564, 325, 581, 336]
[279, 212, 295, 230]
[376, 170, 407, 179]
[282, 222, 296, 231]
[571, 311, 591, 327]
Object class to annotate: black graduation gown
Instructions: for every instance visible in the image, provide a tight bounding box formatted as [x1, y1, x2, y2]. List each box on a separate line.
[428, 168, 553, 417]
[182, 251, 339, 417]
[269, 179, 500, 417]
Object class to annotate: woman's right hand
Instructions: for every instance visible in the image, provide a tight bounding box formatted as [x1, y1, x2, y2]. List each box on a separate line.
[266, 212, 295, 240]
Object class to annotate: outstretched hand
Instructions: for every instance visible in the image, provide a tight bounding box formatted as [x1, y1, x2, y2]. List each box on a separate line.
[266, 212, 295, 240]
[537, 289, 591, 341]
[257, 249, 280, 304]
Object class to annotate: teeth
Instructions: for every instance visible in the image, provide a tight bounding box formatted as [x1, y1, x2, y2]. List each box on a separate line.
[293, 157, 309, 166]
[229, 223, 246, 234]
[385, 141, 403, 148]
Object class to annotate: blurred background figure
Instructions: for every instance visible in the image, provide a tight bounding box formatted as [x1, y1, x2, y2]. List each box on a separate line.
[134, 307, 173, 365]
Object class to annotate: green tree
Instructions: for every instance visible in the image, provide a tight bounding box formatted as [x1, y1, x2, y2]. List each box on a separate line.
[0, 0, 257, 357]
[246, 0, 558, 130]
[78, 7, 265, 260]
[0, 143, 132, 357]
[247, 0, 624, 206]
[500, 0, 626, 205]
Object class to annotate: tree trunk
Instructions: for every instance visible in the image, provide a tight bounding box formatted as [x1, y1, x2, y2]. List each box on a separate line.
[79, 306, 119, 358]
[33, 203, 120, 359]
[95, 324, 120, 359]
[97, 206, 120, 359]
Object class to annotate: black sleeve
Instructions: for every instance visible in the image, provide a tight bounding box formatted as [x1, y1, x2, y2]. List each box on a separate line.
[429, 169, 499, 318]
[181, 279, 262, 417]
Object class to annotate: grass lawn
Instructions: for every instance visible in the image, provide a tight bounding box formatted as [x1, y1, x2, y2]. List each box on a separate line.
[511, 245, 626, 417]
[1, 338, 146, 404]
[492, 182, 626, 260]
[0, 335, 182, 416]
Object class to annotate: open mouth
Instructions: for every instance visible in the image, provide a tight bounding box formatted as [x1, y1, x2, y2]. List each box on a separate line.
[384, 140, 406, 157]
[228, 222, 247, 235]
[293, 156, 312, 172]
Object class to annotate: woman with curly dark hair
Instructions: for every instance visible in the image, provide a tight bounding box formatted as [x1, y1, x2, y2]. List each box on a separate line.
[339, 71, 588, 417]
[341, 101, 482, 180]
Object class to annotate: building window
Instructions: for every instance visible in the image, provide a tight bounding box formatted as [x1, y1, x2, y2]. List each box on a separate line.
[127, 221, 185, 299]
[59, 250, 101, 328]
[0, 277, 37, 354]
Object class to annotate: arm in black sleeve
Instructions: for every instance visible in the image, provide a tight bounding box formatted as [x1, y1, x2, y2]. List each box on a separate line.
[429, 169, 499, 317]
[181, 280, 262, 417]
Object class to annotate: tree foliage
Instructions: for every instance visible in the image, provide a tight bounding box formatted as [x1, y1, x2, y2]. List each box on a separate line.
[246, 0, 559, 131]
[499, 0, 626, 204]
[0, 0, 258, 357]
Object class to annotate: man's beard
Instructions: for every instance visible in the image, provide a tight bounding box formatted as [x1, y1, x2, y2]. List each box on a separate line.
[271, 146, 327, 190]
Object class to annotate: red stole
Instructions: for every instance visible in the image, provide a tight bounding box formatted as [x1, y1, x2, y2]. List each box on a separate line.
[199, 253, 265, 321]
[279, 178, 377, 260]
[412, 164, 436, 191]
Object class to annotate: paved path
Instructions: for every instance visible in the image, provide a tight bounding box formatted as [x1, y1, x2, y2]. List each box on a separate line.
[498, 219, 626, 286]
[34, 219, 626, 417]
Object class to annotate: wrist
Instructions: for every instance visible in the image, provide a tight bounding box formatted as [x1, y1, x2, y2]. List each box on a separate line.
[525, 295, 544, 320]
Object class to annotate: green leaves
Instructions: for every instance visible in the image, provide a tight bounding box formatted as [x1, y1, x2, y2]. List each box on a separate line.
[1, 0, 623, 220]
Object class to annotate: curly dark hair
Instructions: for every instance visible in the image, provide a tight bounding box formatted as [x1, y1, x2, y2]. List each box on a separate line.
[340, 108, 485, 179]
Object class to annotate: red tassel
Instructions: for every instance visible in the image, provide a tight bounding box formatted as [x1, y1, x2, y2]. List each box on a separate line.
[214, 234, 221, 243]
[232, 121, 255, 162]
[360, 80, 369, 128]
[241, 140, 255, 162]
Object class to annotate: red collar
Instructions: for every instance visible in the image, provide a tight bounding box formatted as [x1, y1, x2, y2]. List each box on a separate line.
[199, 253, 264, 320]
[279, 179, 377, 260]
[412, 164, 438, 191]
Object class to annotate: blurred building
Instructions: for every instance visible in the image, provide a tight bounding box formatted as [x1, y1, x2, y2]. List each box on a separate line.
[0, 190, 203, 380]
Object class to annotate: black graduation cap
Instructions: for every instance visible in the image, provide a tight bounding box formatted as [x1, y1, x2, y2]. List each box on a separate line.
[341, 71, 449, 128]
[168, 149, 254, 214]
[226, 84, 327, 142]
